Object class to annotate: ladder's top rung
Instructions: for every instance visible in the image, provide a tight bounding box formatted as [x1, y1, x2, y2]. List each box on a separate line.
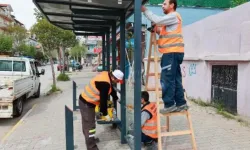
[161, 130, 192, 137]
[146, 87, 162, 91]
[160, 110, 189, 117]
[149, 57, 161, 61]
[147, 73, 161, 76]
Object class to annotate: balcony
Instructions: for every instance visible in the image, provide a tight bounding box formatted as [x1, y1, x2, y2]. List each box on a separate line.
[0, 11, 13, 22]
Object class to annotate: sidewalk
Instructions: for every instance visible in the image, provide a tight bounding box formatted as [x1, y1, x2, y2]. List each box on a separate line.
[0, 70, 129, 150]
[0, 70, 250, 150]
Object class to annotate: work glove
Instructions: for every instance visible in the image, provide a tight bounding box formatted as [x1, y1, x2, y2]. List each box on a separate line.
[101, 115, 111, 121]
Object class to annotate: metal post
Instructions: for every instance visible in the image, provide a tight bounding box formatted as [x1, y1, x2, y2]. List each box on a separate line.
[65, 105, 74, 150]
[112, 22, 117, 111]
[112, 23, 117, 71]
[120, 12, 126, 144]
[102, 35, 106, 71]
[73, 81, 77, 111]
[134, 0, 142, 149]
[106, 30, 110, 71]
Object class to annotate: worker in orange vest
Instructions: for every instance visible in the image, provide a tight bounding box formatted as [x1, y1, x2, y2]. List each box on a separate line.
[126, 91, 158, 150]
[79, 69, 124, 150]
[142, 0, 188, 114]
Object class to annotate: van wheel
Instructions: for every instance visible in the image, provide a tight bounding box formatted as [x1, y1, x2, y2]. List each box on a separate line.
[13, 98, 23, 117]
[34, 84, 41, 98]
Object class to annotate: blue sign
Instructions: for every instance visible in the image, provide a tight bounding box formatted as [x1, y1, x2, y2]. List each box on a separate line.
[125, 38, 134, 49]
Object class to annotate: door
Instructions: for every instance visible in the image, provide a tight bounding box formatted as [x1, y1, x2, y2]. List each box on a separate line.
[30, 61, 39, 95]
[211, 65, 238, 114]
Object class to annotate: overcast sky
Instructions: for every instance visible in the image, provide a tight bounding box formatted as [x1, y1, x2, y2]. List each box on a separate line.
[1, 0, 36, 30]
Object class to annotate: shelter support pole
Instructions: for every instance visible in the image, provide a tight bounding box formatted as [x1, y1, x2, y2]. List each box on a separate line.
[112, 23, 117, 71]
[102, 34, 106, 70]
[133, 0, 142, 149]
[120, 12, 127, 144]
[106, 30, 111, 71]
[112, 22, 117, 111]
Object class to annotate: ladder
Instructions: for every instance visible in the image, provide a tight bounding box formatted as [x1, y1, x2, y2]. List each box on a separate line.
[145, 31, 197, 150]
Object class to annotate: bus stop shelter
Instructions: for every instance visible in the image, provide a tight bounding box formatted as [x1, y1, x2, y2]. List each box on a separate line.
[33, 0, 147, 149]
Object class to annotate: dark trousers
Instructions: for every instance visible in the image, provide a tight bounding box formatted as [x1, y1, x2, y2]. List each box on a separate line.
[79, 95, 99, 150]
[142, 132, 156, 144]
[160, 53, 186, 108]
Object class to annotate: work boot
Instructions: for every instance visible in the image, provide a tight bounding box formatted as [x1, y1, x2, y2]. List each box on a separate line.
[125, 134, 135, 150]
[160, 105, 177, 114]
[144, 141, 158, 150]
[175, 104, 189, 112]
[95, 137, 100, 143]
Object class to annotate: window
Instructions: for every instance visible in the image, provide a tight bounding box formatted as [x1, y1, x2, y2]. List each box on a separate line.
[30, 62, 36, 75]
[0, 60, 26, 72]
[0, 60, 12, 71]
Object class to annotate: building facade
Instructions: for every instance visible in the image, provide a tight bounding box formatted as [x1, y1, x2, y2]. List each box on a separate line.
[0, 4, 13, 33]
[182, 3, 250, 117]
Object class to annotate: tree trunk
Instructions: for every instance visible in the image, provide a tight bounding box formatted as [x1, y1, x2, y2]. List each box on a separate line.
[49, 55, 56, 87]
[58, 48, 62, 73]
[62, 47, 65, 74]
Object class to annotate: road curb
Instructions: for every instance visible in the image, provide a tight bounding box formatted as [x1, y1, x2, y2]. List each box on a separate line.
[1, 104, 37, 143]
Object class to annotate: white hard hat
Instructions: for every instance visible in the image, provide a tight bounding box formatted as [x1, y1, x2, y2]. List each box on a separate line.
[112, 69, 124, 81]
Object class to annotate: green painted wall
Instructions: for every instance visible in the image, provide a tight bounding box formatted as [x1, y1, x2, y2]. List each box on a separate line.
[148, 0, 249, 8]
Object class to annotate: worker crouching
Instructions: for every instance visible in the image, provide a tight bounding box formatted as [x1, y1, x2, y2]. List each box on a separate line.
[126, 91, 158, 150]
[79, 69, 124, 150]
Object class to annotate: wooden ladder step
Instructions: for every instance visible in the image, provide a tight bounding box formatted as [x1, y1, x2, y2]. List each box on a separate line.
[147, 73, 161, 76]
[161, 130, 192, 137]
[149, 57, 161, 62]
[146, 87, 162, 91]
[160, 111, 188, 117]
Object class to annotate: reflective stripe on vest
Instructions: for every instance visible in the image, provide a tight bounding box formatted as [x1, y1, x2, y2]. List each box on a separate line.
[141, 102, 158, 139]
[158, 12, 184, 54]
[142, 129, 158, 135]
[144, 122, 157, 127]
[81, 71, 111, 105]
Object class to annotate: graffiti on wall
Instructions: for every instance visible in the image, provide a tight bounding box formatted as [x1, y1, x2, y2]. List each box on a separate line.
[189, 63, 197, 76]
[181, 63, 197, 77]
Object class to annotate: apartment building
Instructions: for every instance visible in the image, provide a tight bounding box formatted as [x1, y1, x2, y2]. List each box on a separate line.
[0, 4, 13, 33]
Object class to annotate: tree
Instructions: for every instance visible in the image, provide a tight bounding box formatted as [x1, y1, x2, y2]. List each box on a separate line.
[0, 34, 13, 52]
[34, 8, 45, 21]
[31, 18, 62, 87]
[34, 51, 46, 61]
[6, 25, 27, 53]
[58, 30, 77, 73]
[70, 44, 87, 62]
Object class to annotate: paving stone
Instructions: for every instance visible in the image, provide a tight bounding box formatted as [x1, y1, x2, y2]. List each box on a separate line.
[1, 70, 250, 150]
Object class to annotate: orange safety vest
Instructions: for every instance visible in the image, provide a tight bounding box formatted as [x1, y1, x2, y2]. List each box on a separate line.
[157, 12, 184, 54]
[141, 102, 158, 139]
[81, 71, 112, 105]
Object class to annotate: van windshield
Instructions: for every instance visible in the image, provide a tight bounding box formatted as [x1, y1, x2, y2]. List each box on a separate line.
[0, 60, 26, 72]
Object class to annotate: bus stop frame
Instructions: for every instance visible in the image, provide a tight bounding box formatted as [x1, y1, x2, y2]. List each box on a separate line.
[33, 0, 145, 149]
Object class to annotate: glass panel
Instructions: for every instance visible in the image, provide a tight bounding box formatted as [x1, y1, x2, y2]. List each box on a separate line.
[55, 23, 74, 30]
[39, 3, 71, 14]
[13, 61, 26, 72]
[0, 60, 12, 71]
[0, 60, 26, 72]
[78, 14, 118, 20]
[72, 0, 131, 9]
[47, 15, 72, 23]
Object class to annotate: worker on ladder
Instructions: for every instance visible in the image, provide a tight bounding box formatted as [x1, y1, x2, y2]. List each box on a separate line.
[126, 91, 158, 150]
[141, 0, 188, 114]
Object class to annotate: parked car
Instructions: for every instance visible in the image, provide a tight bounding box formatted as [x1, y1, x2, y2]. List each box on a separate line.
[57, 63, 68, 71]
[0, 57, 45, 118]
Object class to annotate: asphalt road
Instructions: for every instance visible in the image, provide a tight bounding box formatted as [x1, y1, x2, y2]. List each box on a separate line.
[0, 65, 59, 140]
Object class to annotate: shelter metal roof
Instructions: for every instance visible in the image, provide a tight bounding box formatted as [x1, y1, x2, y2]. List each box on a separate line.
[33, 0, 148, 35]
